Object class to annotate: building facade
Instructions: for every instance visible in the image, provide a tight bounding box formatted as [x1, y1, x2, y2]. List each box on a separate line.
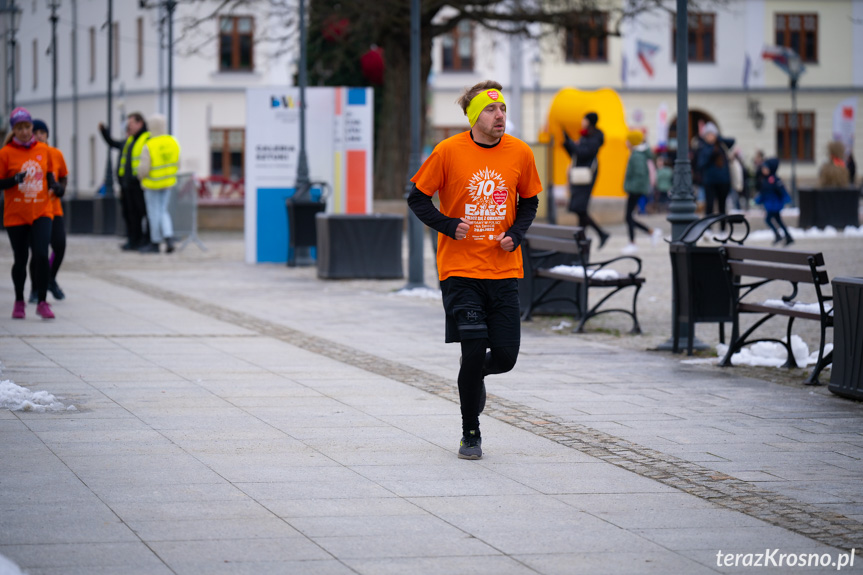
[2, 0, 294, 197]
[428, 0, 863, 191]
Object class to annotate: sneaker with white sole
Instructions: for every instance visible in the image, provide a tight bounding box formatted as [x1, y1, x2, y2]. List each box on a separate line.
[458, 430, 482, 460]
[621, 243, 638, 255]
[651, 228, 664, 246]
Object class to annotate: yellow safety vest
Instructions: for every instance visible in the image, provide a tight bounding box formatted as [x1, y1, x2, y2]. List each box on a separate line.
[117, 131, 150, 177]
[141, 135, 181, 190]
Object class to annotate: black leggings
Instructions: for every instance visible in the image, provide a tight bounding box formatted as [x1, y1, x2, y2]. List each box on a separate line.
[7, 217, 52, 302]
[458, 338, 519, 435]
[29, 215, 66, 288]
[573, 210, 607, 239]
[704, 182, 730, 230]
[625, 193, 651, 243]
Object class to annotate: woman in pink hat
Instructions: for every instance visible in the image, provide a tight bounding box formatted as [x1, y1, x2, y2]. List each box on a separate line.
[0, 107, 64, 319]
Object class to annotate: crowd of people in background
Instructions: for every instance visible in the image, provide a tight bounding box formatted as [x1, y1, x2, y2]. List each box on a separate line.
[2, 107, 181, 320]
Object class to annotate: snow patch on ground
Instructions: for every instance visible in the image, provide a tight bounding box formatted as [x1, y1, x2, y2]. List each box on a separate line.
[681, 335, 833, 369]
[392, 287, 442, 300]
[0, 380, 76, 413]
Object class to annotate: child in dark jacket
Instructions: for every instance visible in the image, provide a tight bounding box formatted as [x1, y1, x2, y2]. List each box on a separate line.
[755, 158, 794, 246]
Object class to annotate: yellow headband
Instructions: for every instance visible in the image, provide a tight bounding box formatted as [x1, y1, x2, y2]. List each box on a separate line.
[466, 89, 506, 127]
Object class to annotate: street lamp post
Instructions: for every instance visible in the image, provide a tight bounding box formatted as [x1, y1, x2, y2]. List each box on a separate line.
[5, 1, 21, 113]
[403, 0, 427, 289]
[294, 0, 310, 199]
[165, 0, 175, 134]
[103, 0, 114, 197]
[666, 0, 697, 241]
[48, 0, 61, 148]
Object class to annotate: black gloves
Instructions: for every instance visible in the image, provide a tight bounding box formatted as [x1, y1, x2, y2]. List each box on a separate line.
[14, 172, 26, 184]
[46, 173, 65, 198]
[50, 181, 65, 198]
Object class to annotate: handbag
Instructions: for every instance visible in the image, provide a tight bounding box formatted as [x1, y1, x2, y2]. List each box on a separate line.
[569, 158, 597, 185]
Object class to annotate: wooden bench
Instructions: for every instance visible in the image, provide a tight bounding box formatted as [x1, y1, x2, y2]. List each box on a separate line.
[521, 223, 645, 334]
[717, 245, 833, 384]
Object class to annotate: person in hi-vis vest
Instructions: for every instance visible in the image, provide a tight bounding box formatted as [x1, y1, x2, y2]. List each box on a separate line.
[99, 112, 150, 251]
[136, 114, 180, 254]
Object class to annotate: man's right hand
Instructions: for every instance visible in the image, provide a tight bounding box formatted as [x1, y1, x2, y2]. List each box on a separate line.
[98, 122, 105, 132]
[14, 172, 26, 184]
[455, 219, 471, 240]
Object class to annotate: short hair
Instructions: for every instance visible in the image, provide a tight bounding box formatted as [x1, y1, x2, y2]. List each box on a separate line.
[127, 112, 145, 124]
[457, 80, 503, 115]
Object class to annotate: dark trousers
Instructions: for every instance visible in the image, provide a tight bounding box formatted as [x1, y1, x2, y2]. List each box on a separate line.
[625, 193, 651, 242]
[29, 214, 66, 292]
[7, 217, 52, 302]
[703, 182, 730, 229]
[121, 179, 149, 246]
[765, 212, 792, 241]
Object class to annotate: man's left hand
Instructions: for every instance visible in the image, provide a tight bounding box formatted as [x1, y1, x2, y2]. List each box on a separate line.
[495, 232, 515, 252]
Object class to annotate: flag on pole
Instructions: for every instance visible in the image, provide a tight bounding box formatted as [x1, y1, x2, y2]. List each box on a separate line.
[761, 45, 805, 79]
[637, 40, 659, 77]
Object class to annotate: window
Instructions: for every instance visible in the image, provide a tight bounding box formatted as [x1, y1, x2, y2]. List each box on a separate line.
[775, 13, 818, 63]
[32, 39, 37, 90]
[564, 12, 608, 63]
[441, 20, 473, 71]
[89, 27, 96, 82]
[672, 12, 715, 63]
[137, 17, 144, 76]
[209, 128, 245, 180]
[776, 111, 815, 162]
[219, 16, 254, 71]
[112, 22, 119, 79]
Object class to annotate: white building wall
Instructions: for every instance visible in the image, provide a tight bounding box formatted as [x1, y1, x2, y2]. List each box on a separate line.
[4, 0, 295, 197]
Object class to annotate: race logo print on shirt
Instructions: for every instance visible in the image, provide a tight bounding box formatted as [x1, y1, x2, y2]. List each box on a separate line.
[19, 159, 44, 198]
[465, 167, 508, 240]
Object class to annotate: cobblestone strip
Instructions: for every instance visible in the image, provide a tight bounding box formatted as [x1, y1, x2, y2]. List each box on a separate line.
[96, 271, 863, 553]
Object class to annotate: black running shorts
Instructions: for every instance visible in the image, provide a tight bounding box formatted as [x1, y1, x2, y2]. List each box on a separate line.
[440, 276, 521, 347]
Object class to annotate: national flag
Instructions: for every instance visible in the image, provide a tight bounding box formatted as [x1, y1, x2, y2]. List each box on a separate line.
[637, 40, 659, 77]
[761, 45, 805, 79]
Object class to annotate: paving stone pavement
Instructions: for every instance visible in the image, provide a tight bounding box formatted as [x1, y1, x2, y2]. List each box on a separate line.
[1, 216, 862, 575]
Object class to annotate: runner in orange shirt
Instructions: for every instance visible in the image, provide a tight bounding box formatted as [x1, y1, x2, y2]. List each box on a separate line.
[0, 107, 63, 319]
[28, 119, 69, 302]
[408, 80, 542, 459]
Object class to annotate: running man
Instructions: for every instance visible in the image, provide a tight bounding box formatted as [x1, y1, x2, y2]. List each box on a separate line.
[408, 80, 542, 460]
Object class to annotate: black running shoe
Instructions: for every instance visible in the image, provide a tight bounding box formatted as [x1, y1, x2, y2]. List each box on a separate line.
[49, 280, 65, 300]
[458, 430, 482, 460]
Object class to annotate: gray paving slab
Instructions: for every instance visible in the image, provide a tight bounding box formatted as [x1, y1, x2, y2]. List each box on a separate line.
[2, 228, 863, 574]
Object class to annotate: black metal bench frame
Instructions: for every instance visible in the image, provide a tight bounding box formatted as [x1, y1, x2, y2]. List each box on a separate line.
[718, 245, 833, 384]
[521, 224, 644, 334]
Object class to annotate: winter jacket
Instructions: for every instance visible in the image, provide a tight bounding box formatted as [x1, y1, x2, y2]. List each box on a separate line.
[755, 158, 791, 213]
[623, 144, 653, 195]
[563, 127, 604, 212]
[695, 136, 735, 186]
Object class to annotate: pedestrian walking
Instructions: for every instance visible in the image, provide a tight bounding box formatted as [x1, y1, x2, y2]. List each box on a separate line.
[755, 158, 794, 246]
[695, 122, 735, 230]
[407, 80, 542, 460]
[99, 113, 150, 250]
[27, 119, 68, 303]
[137, 114, 179, 254]
[621, 130, 662, 254]
[818, 141, 850, 188]
[562, 112, 609, 247]
[0, 107, 63, 319]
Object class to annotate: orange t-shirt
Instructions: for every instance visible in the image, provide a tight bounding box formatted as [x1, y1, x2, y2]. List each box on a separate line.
[0, 140, 54, 227]
[46, 146, 68, 217]
[412, 132, 543, 281]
